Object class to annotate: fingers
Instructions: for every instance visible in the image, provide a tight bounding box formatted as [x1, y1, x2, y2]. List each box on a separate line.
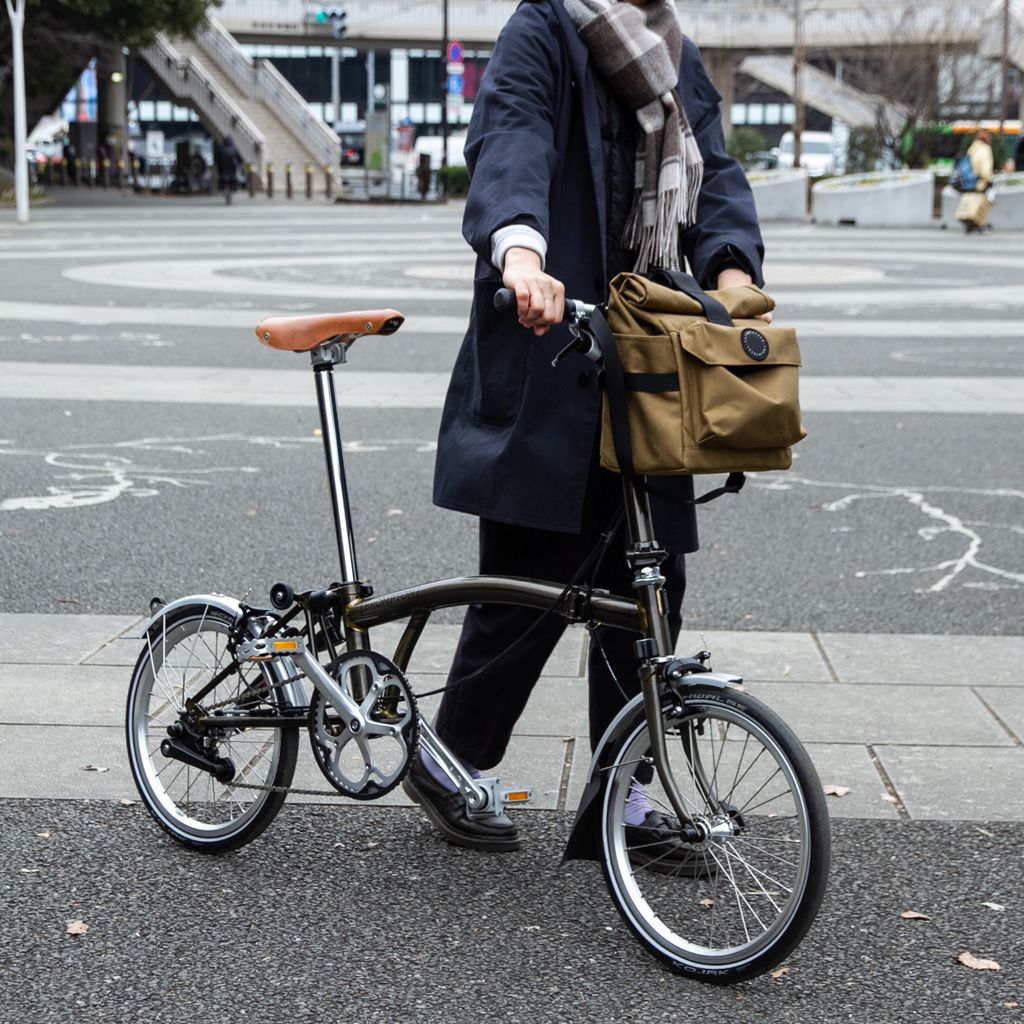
[757, 311, 774, 324]
[504, 274, 566, 336]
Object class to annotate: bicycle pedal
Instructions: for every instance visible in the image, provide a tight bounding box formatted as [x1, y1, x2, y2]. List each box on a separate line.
[236, 636, 305, 661]
[500, 786, 532, 807]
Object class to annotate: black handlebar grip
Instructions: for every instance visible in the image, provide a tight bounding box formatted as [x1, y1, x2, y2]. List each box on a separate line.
[494, 287, 515, 312]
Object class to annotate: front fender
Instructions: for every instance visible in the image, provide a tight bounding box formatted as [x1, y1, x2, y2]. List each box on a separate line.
[561, 671, 742, 863]
[130, 594, 306, 711]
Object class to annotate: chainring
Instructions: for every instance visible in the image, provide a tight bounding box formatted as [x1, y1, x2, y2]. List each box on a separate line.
[307, 649, 418, 800]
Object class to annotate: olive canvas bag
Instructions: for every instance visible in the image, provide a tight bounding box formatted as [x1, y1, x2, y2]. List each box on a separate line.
[594, 269, 806, 493]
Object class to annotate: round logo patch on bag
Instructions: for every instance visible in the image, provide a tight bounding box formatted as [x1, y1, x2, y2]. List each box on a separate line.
[741, 328, 769, 361]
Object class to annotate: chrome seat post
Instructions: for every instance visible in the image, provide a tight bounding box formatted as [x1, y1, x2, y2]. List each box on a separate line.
[311, 339, 360, 584]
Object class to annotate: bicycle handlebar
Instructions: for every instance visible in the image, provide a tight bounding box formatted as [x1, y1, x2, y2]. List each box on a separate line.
[493, 287, 595, 326]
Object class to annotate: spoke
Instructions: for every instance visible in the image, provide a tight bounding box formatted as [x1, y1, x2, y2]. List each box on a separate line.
[738, 784, 795, 819]
[723, 841, 791, 911]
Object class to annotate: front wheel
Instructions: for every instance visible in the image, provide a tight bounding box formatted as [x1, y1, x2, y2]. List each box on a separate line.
[126, 604, 299, 852]
[599, 685, 830, 982]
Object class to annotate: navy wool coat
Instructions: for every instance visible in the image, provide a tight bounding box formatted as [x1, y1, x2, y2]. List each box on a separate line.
[433, 0, 765, 552]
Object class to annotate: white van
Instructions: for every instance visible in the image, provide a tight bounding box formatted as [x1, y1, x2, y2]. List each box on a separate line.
[773, 131, 838, 175]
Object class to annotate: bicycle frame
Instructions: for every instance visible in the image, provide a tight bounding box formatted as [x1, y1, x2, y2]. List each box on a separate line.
[304, 336, 695, 826]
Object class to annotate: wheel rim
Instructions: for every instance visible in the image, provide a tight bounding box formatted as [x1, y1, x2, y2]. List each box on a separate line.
[128, 613, 284, 841]
[603, 698, 813, 970]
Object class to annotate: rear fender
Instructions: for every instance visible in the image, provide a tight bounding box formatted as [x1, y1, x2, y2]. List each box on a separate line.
[130, 594, 306, 711]
[561, 671, 742, 863]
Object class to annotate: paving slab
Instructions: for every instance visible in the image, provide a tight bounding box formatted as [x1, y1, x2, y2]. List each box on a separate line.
[817, 632, 1024, 686]
[0, 614, 140, 666]
[0, 664, 128, 725]
[974, 686, 1024, 745]
[0, 725, 129, 800]
[874, 745, 1024, 820]
[687, 629, 833, 681]
[800, 743, 901, 820]
[743, 680, 1013, 746]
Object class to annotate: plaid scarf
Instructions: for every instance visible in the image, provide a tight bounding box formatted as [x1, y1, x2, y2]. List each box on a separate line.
[563, 0, 703, 272]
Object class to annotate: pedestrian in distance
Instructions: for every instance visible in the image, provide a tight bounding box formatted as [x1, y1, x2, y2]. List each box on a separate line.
[1015, 132, 1024, 173]
[214, 135, 241, 204]
[404, 0, 767, 854]
[955, 130, 995, 234]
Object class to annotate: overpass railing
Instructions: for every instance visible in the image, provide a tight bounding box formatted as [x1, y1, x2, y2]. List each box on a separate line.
[197, 16, 341, 169]
[140, 35, 266, 176]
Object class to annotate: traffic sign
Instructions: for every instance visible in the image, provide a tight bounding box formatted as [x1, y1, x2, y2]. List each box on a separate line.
[447, 74, 463, 95]
[446, 61, 465, 76]
[447, 40, 463, 63]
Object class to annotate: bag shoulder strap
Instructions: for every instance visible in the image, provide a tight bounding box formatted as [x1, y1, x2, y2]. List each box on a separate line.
[644, 267, 734, 327]
[590, 308, 745, 505]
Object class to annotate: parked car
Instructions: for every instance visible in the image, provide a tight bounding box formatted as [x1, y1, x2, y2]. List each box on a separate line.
[772, 131, 838, 175]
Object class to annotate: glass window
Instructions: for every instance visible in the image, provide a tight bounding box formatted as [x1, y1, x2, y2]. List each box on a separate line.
[138, 100, 156, 122]
[731, 103, 746, 125]
[782, 103, 796, 123]
[747, 103, 764, 125]
[155, 100, 173, 121]
[172, 105, 190, 122]
[424, 102, 442, 125]
[764, 103, 781, 124]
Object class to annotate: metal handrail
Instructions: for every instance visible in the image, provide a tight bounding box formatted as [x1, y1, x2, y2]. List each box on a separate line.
[141, 35, 265, 177]
[196, 15, 340, 170]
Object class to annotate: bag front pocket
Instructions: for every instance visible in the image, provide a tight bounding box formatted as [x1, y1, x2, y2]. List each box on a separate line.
[676, 322, 805, 450]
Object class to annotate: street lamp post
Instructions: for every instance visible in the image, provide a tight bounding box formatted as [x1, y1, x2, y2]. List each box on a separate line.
[4, 0, 29, 224]
[440, 0, 449, 170]
[793, 0, 805, 171]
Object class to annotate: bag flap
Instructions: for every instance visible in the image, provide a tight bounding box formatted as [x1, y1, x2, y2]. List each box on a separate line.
[677, 321, 802, 368]
[610, 273, 706, 318]
[708, 284, 777, 320]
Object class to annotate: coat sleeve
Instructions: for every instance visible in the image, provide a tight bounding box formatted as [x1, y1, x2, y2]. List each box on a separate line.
[678, 38, 765, 289]
[461, 3, 565, 265]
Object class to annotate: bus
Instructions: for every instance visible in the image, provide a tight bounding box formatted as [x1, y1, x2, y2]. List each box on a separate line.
[903, 120, 1022, 171]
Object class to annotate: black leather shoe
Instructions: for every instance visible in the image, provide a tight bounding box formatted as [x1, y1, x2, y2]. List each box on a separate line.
[625, 811, 716, 877]
[402, 755, 520, 853]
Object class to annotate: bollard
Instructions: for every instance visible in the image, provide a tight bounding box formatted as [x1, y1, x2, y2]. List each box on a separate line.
[117, 158, 126, 190]
[100, 159, 110, 187]
[131, 158, 140, 190]
[74, 158, 82, 185]
[57, 160, 66, 187]
[285, 163, 293, 199]
[324, 165, 333, 200]
[247, 163, 256, 198]
[305, 164, 313, 200]
[266, 163, 274, 199]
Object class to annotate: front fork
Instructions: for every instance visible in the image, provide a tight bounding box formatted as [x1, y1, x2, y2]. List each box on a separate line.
[622, 477, 694, 827]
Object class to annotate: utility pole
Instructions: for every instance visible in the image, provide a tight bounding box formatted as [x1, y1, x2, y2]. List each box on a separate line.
[793, 0, 805, 171]
[440, 0, 449, 170]
[1000, 0, 1010, 137]
[4, 0, 29, 224]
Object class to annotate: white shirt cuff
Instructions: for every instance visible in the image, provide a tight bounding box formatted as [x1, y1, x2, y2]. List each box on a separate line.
[491, 224, 548, 272]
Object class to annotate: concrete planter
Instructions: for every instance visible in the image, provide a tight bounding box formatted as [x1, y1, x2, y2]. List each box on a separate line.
[940, 175, 1024, 229]
[746, 169, 808, 221]
[812, 170, 934, 227]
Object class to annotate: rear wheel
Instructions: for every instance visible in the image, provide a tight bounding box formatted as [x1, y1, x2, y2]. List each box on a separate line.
[126, 605, 299, 852]
[599, 686, 830, 981]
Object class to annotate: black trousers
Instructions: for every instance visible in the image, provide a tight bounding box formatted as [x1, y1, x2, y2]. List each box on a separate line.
[434, 469, 686, 770]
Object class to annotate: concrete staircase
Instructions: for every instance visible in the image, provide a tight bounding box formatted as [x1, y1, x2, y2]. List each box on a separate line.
[142, 17, 340, 194]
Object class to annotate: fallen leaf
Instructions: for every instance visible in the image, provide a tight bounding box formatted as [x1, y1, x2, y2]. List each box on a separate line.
[698, 898, 715, 909]
[880, 794, 899, 803]
[118, 798, 136, 806]
[823, 785, 850, 797]
[958, 951, 1000, 972]
[900, 910, 930, 920]
[782, 664, 792, 677]
[82, 765, 109, 773]
[975, 826, 995, 838]
[66, 920, 89, 937]
[35, 831, 51, 839]
[982, 901, 1006, 912]
[312, 428, 322, 437]
[384, 508, 403, 517]
[19, 868, 40, 874]
[524, 925, 540, 931]
[770, 966, 791, 979]
[1004, 1002, 1019, 1009]
[365, 841, 379, 849]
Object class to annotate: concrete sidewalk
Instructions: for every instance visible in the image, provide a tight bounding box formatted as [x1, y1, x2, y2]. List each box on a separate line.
[2, 612, 1022, 822]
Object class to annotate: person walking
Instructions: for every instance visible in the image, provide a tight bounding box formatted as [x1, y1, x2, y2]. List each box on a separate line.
[956, 130, 995, 233]
[405, 0, 766, 853]
[214, 135, 241, 204]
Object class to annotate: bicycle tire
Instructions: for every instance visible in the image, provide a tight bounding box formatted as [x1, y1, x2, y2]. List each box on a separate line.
[599, 685, 830, 982]
[126, 604, 299, 853]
